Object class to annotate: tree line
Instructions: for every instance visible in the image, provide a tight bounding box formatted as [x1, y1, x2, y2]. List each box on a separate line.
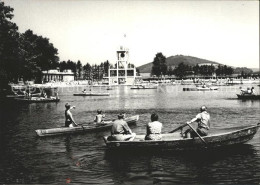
[151, 52, 257, 79]
[0, 2, 112, 88]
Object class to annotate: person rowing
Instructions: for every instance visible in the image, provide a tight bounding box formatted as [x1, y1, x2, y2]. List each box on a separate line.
[184, 106, 210, 138]
[108, 112, 136, 141]
[65, 103, 78, 127]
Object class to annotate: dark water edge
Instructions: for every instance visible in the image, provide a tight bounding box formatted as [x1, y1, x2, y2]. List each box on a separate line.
[0, 85, 260, 184]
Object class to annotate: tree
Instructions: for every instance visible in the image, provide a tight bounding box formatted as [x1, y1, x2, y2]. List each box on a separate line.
[151, 52, 167, 77]
[103, 60, 110, 77]
[83, 63, 92, 80]
[173, 62, 189, 78]
[76, 60, 82, 79]
[0, 2, 20, 87]
[20, 30, 59, 71]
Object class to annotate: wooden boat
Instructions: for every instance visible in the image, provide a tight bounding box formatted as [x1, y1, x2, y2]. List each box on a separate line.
[237, 94, 260, 100]
[35, 115, 139, 137]
[14, 97, 60, 103]
[103, 123, 260, 150]
[130, 85, 157, 89]
[73, 92, 110, 96]
[6, 93, 42, 98]
[197, 87, 218, 91]
[183, 86, 218, 91]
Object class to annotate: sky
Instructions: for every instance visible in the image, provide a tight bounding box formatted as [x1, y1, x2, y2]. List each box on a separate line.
[3, 0, 260, 68]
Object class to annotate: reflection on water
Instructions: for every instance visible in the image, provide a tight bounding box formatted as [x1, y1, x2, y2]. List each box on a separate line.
[0, 85, 260, 184]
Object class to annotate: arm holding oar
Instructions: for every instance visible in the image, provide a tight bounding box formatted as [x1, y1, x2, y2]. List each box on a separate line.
[169, 123, 189, 133]
[186, 122, 207, 145]
[184, 106, 210, 139]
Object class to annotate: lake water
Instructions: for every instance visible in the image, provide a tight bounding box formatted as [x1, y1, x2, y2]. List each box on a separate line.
[0, 84, 260, 184]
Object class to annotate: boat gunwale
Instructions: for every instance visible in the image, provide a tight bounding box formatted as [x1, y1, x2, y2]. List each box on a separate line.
[35, 115, 139, 137]
[104, 123, 260, 144]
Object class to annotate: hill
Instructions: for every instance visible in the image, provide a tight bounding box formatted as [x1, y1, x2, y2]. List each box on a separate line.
[137, 55, 221, 73]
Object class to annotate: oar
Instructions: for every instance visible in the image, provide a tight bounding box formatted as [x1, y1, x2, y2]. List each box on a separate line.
[186, 123, 207, 145]
[169, 123, 189, 133]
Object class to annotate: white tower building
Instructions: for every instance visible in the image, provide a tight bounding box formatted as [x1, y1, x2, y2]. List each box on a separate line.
[107, 45, 137, 85]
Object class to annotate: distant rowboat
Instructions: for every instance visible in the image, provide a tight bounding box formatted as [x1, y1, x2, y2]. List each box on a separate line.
[14, 97, 60, 103]
[73, 92, 110, 96]
[236, 94, 260, 100]
[130, 85, 157, 89]
[35, 115, 139, 137]
[183, 87, 218, 91]
[103, 123, 260, 150]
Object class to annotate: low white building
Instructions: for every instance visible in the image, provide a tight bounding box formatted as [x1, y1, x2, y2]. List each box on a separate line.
[42, 69, 74, 82]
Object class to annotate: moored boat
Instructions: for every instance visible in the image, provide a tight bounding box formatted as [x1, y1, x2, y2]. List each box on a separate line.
[6, 93, 42, 98]
[130, 84, 157, 89]
[35, 115, 139, 137]
[236, 94, 260, 100]
[73, 92, 110, 96]
[183, 87, 218, 91]
[103, 123, 260, 150]
[14, 97, 60, 103]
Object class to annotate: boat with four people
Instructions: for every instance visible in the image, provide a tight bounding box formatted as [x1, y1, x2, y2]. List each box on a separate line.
[103, 123, 260, 150]
[35, 115, 139, 137]
[236, 94, 260, 100]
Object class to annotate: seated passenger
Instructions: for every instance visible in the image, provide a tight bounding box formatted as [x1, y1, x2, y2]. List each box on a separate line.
[247, 87, 251, 94]
[107, 113, 136, 141]
[94, 109, 105, 124]
[251, 87, 255, 95]
[145, 113, 163, 140]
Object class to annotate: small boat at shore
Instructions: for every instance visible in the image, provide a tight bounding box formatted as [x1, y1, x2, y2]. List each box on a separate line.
[14, 97, 60, 103]
[130, 84, 157, 89]
[236, 94, 260, 100]
[35, 115, 139, 137]
[6, 93, 42, 98]
[197, 86, 218, 91]
[183, 87, 218, 91]
[73, 92, 110, 96]
[103, 123, 260, 150]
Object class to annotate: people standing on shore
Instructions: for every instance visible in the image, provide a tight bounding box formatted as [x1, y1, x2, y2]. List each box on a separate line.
[184, 106, 210, 138]
[145, 113, 163, 140]
[108, 113, 136, 141]
[65, 103, 78, 127]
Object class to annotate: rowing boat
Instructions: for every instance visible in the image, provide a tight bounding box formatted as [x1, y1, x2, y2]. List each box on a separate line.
[103, 123, 260, 150]
[236, 94, 260, 100]
[73, 92, 110, 96]
[35, 115, 139, 137]
[6, 93, 42, 98]
[130, 85, 157, 89]
[183, 87, 218, 91]
[14, 97, 60, 103]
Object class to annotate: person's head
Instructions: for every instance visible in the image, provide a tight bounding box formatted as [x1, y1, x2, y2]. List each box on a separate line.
[97, 109, 102, 114]
[247, 87, 250, 90]
[65, 103, 70, 110]
[118, 113, 125, 119]
[200, 106, 207, 112]
[151, 113, 159, 122]
[251, 87, 254, 89]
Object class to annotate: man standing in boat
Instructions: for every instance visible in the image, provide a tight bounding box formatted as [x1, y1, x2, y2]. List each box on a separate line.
[108, 113, 136, 141]
[65, 103, 78, 127]
[184, 106, 210, 138]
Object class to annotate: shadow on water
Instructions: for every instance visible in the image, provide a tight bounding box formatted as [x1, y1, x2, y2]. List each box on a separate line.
[104, 144, 260, 184]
